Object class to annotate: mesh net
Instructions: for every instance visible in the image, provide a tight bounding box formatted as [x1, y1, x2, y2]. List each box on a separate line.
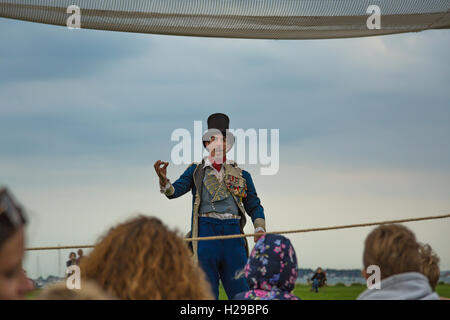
[1, 0, 449, 39]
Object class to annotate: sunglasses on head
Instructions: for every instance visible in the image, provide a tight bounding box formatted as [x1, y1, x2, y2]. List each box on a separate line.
[0, 188, 27, 245]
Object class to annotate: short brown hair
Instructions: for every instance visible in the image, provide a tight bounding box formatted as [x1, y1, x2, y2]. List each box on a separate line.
[80, 215, 213, 300]
[363, 224, 422, 280]
[419, 243, 440, 291]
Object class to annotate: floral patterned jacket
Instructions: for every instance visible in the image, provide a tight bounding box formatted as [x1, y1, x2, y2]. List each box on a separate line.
[234, 234, 300, 300]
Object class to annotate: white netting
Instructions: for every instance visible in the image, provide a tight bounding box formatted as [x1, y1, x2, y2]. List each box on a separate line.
[1, 0, 449, 39]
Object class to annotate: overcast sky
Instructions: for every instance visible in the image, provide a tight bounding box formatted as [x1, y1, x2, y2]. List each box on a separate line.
[0, 17, 449, 278]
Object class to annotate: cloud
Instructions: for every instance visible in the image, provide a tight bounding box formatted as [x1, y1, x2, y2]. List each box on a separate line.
[0, 19, 449, 275]
[1, 28, 449, 169]
[0, 18, 153, 83]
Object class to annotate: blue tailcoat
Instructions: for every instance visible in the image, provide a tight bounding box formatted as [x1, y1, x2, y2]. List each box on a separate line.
[166, 160, 265, 298]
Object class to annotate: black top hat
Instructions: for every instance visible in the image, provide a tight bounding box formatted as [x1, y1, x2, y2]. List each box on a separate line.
[208, 113, 229, 134]
[202, 113, 235, 151]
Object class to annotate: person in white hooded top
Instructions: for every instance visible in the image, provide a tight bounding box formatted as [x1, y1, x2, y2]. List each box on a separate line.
[357, 224, 439, 300]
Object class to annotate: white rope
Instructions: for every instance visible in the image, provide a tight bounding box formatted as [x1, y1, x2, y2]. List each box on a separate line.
[25, 213, 450, 251]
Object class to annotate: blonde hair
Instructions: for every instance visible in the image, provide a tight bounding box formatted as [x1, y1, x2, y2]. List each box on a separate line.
[80, 215, 213, 300]
[419, 243, 440, 291]
[37, 281, 112, 300]
[363, 224, 421, 280]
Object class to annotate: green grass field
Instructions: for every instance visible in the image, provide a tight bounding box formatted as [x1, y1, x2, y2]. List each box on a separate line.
[219, 283, 450, 300]
[27, 283, 450, 300]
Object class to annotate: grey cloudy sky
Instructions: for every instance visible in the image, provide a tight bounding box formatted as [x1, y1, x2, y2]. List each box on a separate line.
[0, 17, 449, 278]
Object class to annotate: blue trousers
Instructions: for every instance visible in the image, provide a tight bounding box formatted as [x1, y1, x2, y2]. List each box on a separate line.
[312, 279, 319, 292]
[197, 217, 249, 299]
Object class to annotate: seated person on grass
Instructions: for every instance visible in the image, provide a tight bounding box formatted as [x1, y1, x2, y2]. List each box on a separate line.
[310, 267, 327, 293]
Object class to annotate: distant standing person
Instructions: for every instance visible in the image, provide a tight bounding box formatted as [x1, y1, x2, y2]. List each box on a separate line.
[66, 252, 77, 268]
[76, 249, 84, 265]
[22, 269, 35, 293]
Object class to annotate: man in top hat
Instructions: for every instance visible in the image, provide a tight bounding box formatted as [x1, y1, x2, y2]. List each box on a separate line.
[154, 113, 266, 299]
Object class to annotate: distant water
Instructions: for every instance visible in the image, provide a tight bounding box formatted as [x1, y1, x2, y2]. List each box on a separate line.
[438, 275, 450, 284]
[296, 276, 366, 285]
[296, 273, 450, 285]
[33, 271, 450, 288]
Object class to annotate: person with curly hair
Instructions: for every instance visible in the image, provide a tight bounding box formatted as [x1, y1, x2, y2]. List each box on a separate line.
[418, 242, 450, 301]
[80, 215, 213, 300]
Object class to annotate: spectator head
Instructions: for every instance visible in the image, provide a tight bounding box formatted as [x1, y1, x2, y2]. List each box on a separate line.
[77, 249, 83, 257]
[243, 234, 298, 294]
[0, 188, 30, 300]
[37, 280, 113, 300]
[419, 243, 440, 291]
[362, 224, 422, 280]
[80, 215, 213, 299]
[69, 252, 76, 260]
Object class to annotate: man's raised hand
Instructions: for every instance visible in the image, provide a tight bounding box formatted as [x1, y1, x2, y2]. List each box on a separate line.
[154, 160, 169, 186]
